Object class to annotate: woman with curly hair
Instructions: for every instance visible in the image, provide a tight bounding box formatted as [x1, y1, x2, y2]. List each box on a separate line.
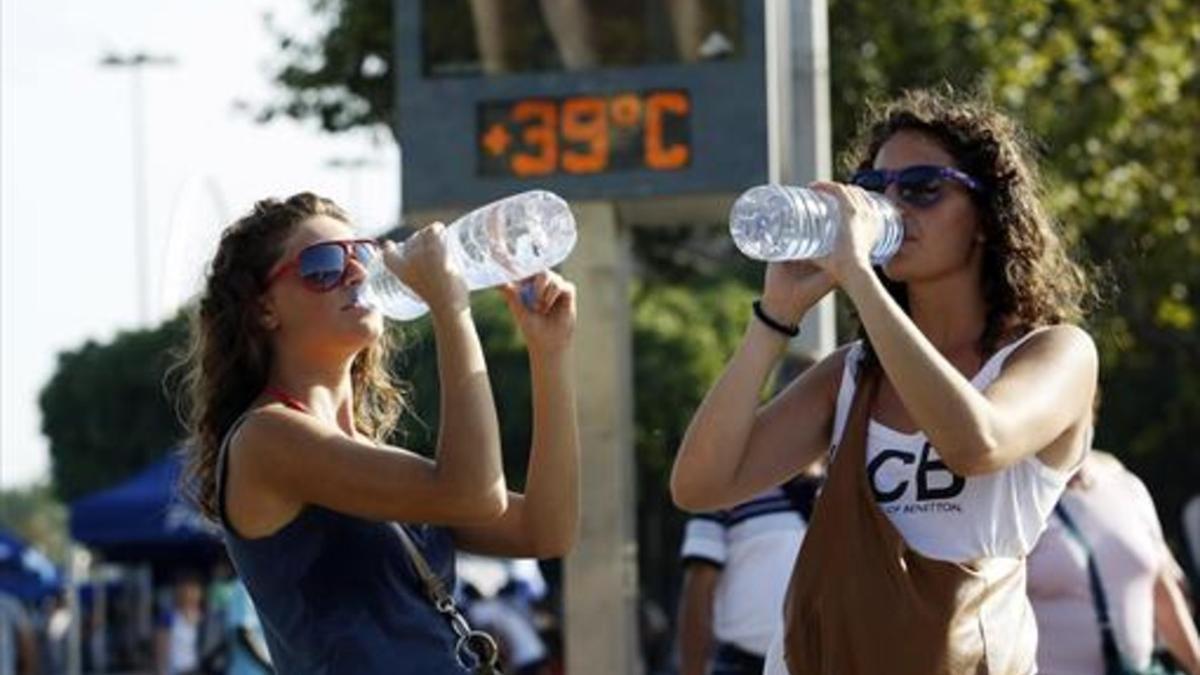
[671, 88, 1098, 674]
[177, 193, 580, 673]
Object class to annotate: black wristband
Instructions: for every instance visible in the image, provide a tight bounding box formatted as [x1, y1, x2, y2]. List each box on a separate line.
[752, 300, 800, 338]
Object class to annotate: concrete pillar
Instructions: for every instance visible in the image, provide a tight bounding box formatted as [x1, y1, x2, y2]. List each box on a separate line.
[560, 201, 642, 675]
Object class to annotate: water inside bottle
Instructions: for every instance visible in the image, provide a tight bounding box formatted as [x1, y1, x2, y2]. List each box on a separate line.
[362, 190, 576, 321]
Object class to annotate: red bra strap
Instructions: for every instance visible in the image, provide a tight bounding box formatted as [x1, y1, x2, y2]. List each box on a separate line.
[263, 386, 311, 414]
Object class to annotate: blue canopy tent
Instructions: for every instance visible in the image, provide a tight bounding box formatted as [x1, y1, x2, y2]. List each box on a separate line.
[0, 528, 61, 601]
[69, 451, 221, 565]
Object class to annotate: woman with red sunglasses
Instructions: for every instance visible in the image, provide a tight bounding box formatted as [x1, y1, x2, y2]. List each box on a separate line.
[177, 192, 579, 673]
[672, 88, 1099, 674]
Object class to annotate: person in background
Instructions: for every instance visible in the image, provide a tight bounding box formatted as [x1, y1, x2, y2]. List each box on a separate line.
[40, 592, 70, 675]
[198, 562, 234, 674]
[155, 573, 204, 675]
[465, 583, 549, 675]
[501, 560, 548, 621]
[1027, 450, 1200, 674]
[0, 591, 39, 675]
[1183, 495, 1200, 591]
[675, 354, 823, 675]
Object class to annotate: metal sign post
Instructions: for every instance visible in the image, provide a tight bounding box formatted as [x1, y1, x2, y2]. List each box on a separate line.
[767, 0, 837, 358]
[561, 201, 640, 674]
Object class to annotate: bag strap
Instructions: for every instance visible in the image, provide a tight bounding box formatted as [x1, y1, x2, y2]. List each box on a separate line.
[1053, 501, 1132, 672]
[391, 523, 453, 604]
[390, 523, 502, 674]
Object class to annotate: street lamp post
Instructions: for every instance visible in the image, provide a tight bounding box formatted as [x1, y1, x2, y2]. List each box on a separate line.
[99, 51, 176, 326]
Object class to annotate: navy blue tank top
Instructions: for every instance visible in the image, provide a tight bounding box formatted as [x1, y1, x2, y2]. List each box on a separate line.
[216, 413, 468, 674]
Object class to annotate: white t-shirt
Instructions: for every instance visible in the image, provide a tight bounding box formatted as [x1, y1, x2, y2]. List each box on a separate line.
[679, 484, 812, 655]
[831, 332, 1075, 563]
[164, 611, 200, 675]
[1027, 458, 1166, 674]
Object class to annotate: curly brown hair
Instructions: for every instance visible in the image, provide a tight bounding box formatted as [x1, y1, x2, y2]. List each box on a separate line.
[176, 192, 407, 522]
[846, 87, 1094, 363]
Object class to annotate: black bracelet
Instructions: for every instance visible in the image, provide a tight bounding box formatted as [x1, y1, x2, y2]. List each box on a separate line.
[752, 300, 800, 338]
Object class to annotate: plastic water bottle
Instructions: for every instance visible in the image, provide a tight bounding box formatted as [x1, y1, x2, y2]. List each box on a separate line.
[729, 185, 904, 265]
[363, 190, 577, 320]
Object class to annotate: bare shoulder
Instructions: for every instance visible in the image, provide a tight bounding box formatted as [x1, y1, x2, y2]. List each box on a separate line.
[1003, 326, 1097, 390]
[229, 404, 333, 467]
[1015, 324, 1096, 359]
[222, 405, 320, 535]
[233, 404, 299, 449]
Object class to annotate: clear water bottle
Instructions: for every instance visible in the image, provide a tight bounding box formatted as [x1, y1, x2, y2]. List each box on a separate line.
[363, 190, 577, 320]
[729, 185, 904, 264]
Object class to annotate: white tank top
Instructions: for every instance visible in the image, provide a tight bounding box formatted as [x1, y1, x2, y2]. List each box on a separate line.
[830, 329, 1077, 563]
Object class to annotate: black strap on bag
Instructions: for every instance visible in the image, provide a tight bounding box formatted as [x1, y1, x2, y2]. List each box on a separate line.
[1054, 501, 1133, 675]
[391, 523, 503, 674]
[1053, 502, 1188, 675]
[1053, 502, 1186, 675]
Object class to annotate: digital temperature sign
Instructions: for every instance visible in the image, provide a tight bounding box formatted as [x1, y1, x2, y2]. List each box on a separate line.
[477, 91, 691, 178]
[394, 0, 768, 211]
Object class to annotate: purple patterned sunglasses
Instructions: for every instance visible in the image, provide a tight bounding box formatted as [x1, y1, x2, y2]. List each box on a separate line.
[850, 165, 983, 208]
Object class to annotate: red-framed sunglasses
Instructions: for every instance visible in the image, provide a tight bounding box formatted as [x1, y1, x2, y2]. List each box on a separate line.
[264, 238, 380, 292]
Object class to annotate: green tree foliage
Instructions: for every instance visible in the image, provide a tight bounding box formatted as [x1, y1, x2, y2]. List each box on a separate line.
[253, 0, 393, 132]
[630, 279, 756, 601]
[39, 314, 190, 501]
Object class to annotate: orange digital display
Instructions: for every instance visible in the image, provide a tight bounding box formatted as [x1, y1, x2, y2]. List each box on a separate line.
[478, 90, 691, 177]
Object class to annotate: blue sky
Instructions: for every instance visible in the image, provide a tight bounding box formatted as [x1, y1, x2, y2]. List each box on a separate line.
[1, 0, 401, 487]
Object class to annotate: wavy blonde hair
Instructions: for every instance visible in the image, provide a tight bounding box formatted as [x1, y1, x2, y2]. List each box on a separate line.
[846, 87, 1095, 362]
[176, 192, 406, 521]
